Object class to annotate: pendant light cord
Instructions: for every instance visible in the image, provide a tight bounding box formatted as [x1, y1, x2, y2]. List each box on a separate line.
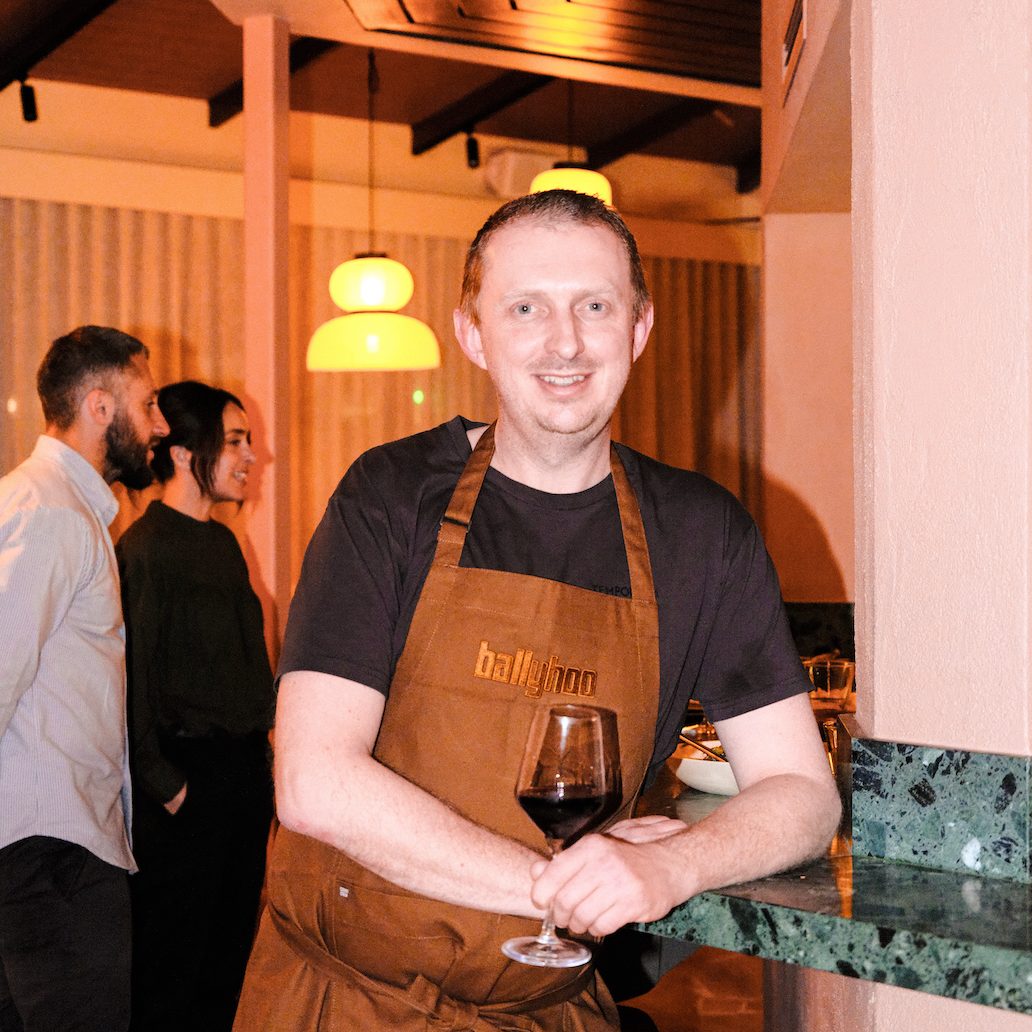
[367, 49, 379, 254]
[566, 80, 574, 163]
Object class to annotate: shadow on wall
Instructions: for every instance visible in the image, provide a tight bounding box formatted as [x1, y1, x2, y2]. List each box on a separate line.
[698, 449, 853, 660]
[759, 466, 853, 658]
[760, 470, 849, 603]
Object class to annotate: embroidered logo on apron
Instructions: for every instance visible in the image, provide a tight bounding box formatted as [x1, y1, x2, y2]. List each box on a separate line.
[473, 639, 597, 699]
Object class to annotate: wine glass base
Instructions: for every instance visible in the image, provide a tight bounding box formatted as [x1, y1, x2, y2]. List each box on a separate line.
[501, 935, 591, 968]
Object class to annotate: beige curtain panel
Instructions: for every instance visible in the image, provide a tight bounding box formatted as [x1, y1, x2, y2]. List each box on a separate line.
[0, 196, 760, 584]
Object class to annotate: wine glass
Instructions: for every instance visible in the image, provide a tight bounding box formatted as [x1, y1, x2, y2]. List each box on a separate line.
[502, 704, 609, 968]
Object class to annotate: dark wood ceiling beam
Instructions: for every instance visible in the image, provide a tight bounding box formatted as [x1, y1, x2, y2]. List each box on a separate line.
[586, 98, 717, 169]
[0, 0, 119, 94]
[411, 71, 553, 155]
[208, 36, 339, 128]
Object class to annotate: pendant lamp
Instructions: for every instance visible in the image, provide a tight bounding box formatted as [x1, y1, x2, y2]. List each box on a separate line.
[307, 51, 440, 372]
[530, 165, 613, 206]
[529, 82, 612, 206]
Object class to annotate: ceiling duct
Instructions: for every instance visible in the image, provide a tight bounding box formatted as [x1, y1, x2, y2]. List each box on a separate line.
[482, 147, 556, 198]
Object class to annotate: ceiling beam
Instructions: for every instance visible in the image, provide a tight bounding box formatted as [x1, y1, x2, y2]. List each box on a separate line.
[586, 98, 717, 169]
[411, 71, 552, 156]
[208, 35, 339, 128]
[0, 0, 119, 94]
[210, 0, 761, 107]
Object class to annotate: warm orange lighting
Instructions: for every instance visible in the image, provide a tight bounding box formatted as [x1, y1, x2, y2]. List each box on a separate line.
[530, 166, 613, 206]
[329, 255, 414, 311]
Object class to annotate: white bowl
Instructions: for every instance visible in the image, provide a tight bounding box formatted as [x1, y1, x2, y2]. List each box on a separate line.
[673, 738, 739, 796]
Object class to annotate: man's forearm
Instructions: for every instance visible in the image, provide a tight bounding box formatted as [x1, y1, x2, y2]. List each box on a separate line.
[277, 748, 547, 918]
[274, 672, 546, 919]
[663, 769, 841, 898]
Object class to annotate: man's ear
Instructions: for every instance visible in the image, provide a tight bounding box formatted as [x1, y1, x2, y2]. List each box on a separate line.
[631, 302, 655, 364]
[453, 308, 488, 371]
[169, 445, 192, 471]
[82, 386, 116, 429]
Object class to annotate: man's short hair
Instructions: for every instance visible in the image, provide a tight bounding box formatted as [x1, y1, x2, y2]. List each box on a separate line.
[36, 325, 149, 430]
[459, 189, 651, 326]
[150, 380, 245, 496]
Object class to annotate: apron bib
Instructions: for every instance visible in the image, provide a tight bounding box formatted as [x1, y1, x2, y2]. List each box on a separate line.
[235, 426, 660, 1031]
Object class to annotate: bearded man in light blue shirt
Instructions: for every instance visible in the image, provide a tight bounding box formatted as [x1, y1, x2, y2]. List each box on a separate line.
[0, 326, 169, 1032]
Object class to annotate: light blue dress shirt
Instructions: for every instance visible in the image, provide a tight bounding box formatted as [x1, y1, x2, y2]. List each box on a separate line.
[0, 435, 135, 871]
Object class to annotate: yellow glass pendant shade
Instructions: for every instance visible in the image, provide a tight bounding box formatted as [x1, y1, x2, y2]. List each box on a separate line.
[306, 312, 440, 371]
[329, 255, 414, 312]
[530, 167, 613, 206]
[307, 54, 439, 374]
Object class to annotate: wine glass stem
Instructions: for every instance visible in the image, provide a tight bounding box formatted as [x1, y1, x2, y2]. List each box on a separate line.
[536, 840, 562, 944]
[537, 906, 560, 945]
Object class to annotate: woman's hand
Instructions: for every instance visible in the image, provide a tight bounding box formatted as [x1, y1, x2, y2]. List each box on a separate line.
[164, 782, 187, 815]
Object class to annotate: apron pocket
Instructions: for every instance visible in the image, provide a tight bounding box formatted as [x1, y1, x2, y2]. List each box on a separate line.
[326, 870, 463, 988]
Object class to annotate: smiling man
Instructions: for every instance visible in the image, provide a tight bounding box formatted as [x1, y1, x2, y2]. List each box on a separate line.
[234, 191, 840, 1032]
[0, 325, 168, 1032]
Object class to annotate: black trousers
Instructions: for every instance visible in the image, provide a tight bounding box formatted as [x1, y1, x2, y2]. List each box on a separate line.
[130, 733, 272, 1032]
[0, 836, 131, 1032]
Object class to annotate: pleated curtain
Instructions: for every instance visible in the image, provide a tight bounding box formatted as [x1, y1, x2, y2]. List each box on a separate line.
[0, 196, 760, 582]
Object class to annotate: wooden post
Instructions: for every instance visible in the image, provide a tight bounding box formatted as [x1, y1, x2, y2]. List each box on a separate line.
[242, 13, 291, 660]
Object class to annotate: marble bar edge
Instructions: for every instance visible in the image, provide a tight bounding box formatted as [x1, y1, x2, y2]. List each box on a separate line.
[634, 719, 1032, 1015]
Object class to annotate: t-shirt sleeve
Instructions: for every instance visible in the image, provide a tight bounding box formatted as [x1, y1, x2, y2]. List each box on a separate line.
[692, 503, 809, 722]
[277, 453, 408, 694]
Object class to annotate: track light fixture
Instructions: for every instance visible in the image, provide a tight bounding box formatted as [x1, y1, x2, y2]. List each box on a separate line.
[18, 78, 37, 123]
[465, 131, 480, 170]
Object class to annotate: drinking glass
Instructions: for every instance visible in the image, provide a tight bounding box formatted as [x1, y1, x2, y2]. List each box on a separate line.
[502, 704, 609, 968]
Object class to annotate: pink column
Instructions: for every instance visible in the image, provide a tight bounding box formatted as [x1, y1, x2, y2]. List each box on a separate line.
[853, 0, 1032, 759]
[846, 1, 1031, 1028]
[243, 14, 291, 658]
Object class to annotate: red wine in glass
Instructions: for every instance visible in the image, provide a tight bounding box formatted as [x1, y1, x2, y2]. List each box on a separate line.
[567, 706, 623, 845]
[516, 784, 607, 844]
[502, 704, 611, 968]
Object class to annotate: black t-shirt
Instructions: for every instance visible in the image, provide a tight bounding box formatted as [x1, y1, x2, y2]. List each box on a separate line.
[280, 417, 808, 784]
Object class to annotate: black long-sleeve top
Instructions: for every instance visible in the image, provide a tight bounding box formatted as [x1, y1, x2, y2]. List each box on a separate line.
[117, 500, 274, 805]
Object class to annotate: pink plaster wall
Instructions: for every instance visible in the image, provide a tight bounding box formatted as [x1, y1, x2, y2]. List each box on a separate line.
[852, 0, 1032, 759]
[761, 213, 854, 602]
[852, 0, 1032, 1026]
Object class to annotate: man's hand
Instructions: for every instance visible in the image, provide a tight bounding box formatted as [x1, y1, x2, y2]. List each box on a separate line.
[527, 693, 841, 938]
[164, 782, 187, 815]
[529, 830, 691, 937]
[605, 815, 690, 843]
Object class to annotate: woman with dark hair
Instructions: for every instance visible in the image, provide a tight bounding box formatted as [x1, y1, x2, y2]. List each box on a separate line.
[116, 380, 274, 1032]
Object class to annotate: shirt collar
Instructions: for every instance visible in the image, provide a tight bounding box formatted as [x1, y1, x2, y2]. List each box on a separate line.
[32, 435, 120, 527]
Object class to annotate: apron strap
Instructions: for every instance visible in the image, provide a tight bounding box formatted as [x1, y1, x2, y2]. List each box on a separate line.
[267, 904, 595, 1030]
[435, 424, 656, 604]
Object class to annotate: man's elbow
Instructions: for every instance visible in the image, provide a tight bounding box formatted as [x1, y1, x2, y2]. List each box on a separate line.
[274, 757, 334, 842]
[811, 773, 843, 853]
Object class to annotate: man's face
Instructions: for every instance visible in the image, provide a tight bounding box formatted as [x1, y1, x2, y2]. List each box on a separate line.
[103, 354, 168, 489]
[454, 218, 652, 447]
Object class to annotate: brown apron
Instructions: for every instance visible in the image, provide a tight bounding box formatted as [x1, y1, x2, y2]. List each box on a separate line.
[234, 426, 660, 1031]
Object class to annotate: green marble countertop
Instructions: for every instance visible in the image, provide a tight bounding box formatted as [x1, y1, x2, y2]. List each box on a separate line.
[635, 764, 1032, 1015]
